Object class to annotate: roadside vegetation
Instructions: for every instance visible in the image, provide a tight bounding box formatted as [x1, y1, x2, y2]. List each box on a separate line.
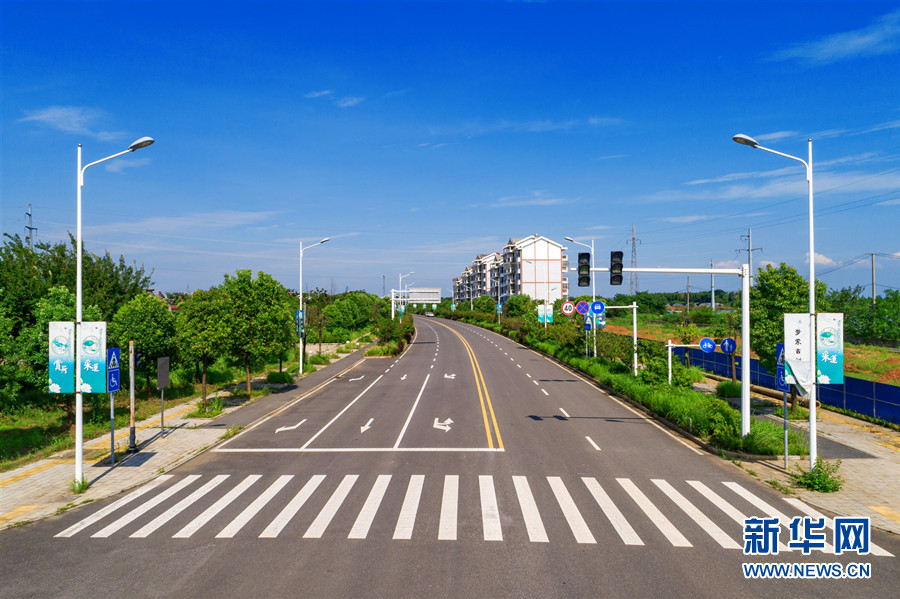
[0, 233, 391, 471]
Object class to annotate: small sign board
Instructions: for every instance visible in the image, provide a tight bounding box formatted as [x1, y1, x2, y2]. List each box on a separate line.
[720, 338, 737, 354]
[157, 357, 170, 390]
[699, 337, 716, 353]
[584, 319, 592, 331]
[107, 347, 121, 393]
[776, 342, 789, 392]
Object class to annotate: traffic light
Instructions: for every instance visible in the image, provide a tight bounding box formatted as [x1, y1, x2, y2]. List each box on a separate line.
[610, 251, 624, 285]
[577, 252, 591, 287]
[134, 352, 144, 371]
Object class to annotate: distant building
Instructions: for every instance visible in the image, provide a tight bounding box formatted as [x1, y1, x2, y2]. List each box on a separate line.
[452, 234, 568, 306]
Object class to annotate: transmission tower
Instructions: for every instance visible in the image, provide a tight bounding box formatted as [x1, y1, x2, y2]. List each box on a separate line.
[24, 204, 37, 250]
[629, 224, 641, 295]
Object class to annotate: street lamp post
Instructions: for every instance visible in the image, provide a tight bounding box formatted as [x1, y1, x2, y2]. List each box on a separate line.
[566, 236, 596, 357]
[733, 133, 818, 468]
[299, 237, 330, 374]
[395, 271, 413, 319]
[75, 137, 154, 485]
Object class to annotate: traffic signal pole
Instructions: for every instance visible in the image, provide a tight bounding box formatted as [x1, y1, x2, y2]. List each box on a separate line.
[590, 264, 751, 437]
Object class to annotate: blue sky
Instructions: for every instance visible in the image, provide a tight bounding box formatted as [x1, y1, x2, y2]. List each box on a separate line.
[2, 1, 899, 298]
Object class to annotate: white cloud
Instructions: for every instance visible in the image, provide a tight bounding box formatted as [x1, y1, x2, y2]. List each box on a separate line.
[586, 225, 612, 230]
[876, 198, 900, 206]
[770, 9, 900, 65]
[492, 190, 575, 207]
[19, 106, 122, 141]
[806, 252, 837, 266]
[304, 90, 334, 98]
[83, 210, 282, 238]
[755, 131, 799, 142]
[104, 157, 151, 173]
[336, 96, 365, 108]
[594, 154, 626, 161]
[658, 215, 710, 224]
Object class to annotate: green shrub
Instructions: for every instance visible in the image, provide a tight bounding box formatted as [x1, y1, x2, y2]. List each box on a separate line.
[307, 354, 331, 365]
[266, 371, 294, 384]
[790, 458, 843, 492]
[716, 380, 742, 398]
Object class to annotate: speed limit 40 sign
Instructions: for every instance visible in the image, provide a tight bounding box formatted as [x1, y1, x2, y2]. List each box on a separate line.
[562, 301, 575, 316]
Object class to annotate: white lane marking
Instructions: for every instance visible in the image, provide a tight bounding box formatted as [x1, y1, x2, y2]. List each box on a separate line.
[259, 475, 326, 538]
[385, 369, 390, 373]
[541, 389, 549, 396]
[548, 477, 596, 544]
[349, 376, 365, 382]
[304, 475, 358, 539]
[56, 476, 173, 538]
[131, 475, 230, 538]
[217, 475, 294, 538]
[349, 475, 392, 540]
[526, 374, 532, 378]
[783, 498, 893, 557]
[724, 482, 831, 553]
[559, 408, 570, 418]
[517, 364, 522, 368]
[585, 436, 601, 451]
[393, 475, 425, 540]
[533, 380, 540, 386]
[510, 358, 514, 361]
[301, 375, 384, 449]
[276, 418, 307, 434]
[92, 475, 201, 538]
[480, 475, 503, 541]
[394, 374, 431, 448]
[582, 478, 643, 546]
[430, 364, 434, 369]
[439, 475, 459, 541]
[617, 478, 691, 547]
[215, 447, 505, 453]
[175, 475, 261, 538]
[512, 476, 548, 543]
[653, 479, 740, 549]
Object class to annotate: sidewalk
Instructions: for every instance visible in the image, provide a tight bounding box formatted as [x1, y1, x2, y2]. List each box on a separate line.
[0, 347, 364, 530]
[2, 354, 899, 535]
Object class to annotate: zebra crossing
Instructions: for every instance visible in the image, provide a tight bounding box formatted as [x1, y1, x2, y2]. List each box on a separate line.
[54, 473, 893, 556]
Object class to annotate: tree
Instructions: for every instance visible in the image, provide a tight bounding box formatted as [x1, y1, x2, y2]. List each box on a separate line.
[0, 295, 22, 410]
[221, 270, 294, 395]
[110, 293, 177, 400]
[177, 287, 230, 407]
[473, 294, 496, 314]
[504, 294, 534, 318]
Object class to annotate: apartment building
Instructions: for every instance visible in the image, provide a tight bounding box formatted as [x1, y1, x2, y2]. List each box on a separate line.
[452, 235, 568, 306]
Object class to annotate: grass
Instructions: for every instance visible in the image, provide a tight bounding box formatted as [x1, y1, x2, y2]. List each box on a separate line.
[790, 458, 844, 492]
[365, 341, 401, 357]
[774, 405, 810, 420]
[69, 477, 89, 494]
[220, 425, 243, 440]
[185, 394, 224, 419]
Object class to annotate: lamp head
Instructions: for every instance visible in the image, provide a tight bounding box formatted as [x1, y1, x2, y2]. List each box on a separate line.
[128, 137, 155, 151]
[732, 134, 759, 148]
[320, 237, 330, 244]
[564, 236, 575, 242]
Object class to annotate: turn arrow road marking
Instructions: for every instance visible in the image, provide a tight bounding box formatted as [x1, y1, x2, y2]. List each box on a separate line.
[433, 418, 453, 432]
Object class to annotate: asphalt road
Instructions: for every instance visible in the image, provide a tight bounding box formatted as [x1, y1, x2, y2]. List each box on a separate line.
[1, 316, 897, 598]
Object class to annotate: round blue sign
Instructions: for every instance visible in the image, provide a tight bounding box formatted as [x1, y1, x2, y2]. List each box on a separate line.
[591, 300, 606, 314]
[700, 337, 716, 353]
[721, 337, 737, 354]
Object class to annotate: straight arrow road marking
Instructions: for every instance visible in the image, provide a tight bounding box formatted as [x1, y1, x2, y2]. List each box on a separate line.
[360, 418, 374, 433]
[349, 375, 365, 382]
[276, 419, 307, 434]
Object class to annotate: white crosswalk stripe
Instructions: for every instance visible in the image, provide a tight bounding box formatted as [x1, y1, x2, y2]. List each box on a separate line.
[54, 473, 895, 556]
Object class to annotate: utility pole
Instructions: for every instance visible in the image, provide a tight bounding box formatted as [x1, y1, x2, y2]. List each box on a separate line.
[630, 224, 640, 295]
[737, 228, 763, 286]
[710, 259, 715, 311]
[686, 276, 690, 316]
[871, 253, 876, 308]
[24, 204, 37, 250]
[382, 274, 386, 298]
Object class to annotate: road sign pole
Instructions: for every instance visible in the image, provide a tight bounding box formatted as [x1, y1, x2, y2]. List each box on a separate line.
[110, 392, 115, 465]
[667, 340, 672, 385]
[128, 341, 136, 453]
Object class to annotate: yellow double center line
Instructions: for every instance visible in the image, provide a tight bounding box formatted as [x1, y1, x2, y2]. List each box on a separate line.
[435, 321, 503, 449]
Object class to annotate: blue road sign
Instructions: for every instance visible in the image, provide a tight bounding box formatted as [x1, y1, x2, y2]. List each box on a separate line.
[107, 347, 120, 393]
[721, 337, 737, 354]
[575, 301, 590, 315]
[591, 300, 606, 314]
[776, 342, 789, 392]
[699, 337, 716, 353]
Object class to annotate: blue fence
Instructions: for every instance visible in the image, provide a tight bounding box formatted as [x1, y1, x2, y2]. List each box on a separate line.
[669, 344, 900, 425]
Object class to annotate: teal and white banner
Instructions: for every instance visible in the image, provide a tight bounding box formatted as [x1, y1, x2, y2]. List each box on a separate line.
[77, 322, 107, 393]
[537, 304, 553, 324]
[48, 321, 75, 393]
[816, 312, 844, 385]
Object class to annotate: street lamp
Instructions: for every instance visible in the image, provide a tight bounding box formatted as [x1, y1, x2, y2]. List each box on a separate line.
[75, 137, 154, 484]
[299, 237, 330, 374]
[396, 271, 413, 319]
[733, 133, 818, 468]
[566, 236, 596, 357]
